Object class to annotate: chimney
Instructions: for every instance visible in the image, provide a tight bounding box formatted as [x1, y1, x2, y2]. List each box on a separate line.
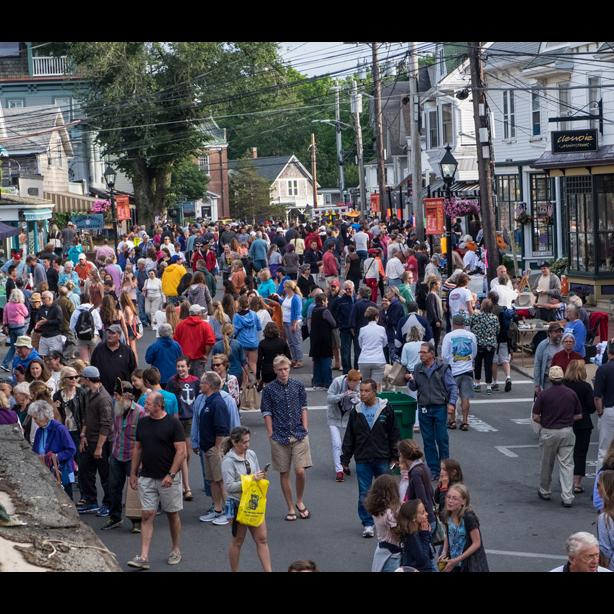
[251, 147, 258, 159]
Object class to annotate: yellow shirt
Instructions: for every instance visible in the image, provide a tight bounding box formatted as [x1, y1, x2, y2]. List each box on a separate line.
[162, 263, 187, 297]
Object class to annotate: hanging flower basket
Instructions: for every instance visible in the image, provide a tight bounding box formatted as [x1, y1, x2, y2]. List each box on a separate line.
[515, 212, 533, 225]
[445, 197, 480, 218]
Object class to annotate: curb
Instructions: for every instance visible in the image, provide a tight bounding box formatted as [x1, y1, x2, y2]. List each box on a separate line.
[511, 361, 533, 379]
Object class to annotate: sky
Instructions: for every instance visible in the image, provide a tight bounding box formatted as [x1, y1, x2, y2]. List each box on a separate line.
[279, 42, 412, 78]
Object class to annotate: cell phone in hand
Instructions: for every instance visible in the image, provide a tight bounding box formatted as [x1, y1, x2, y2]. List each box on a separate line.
[263, 463, 271, 472]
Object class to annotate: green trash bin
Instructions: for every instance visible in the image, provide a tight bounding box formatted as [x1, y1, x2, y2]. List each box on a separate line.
[377, 391, 417, 441]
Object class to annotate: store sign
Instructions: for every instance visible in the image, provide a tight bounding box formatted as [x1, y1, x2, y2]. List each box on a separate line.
[115, 195, 131, 221]
[424, 198, 445, 236]
[71, 214, 104, 230]
[181, 201, 196, 217]
[552, 129, 598, 153]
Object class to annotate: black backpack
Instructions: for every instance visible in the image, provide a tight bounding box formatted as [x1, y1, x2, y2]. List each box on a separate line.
[75, 307, 95, 340]
[415, 282, 428, 311]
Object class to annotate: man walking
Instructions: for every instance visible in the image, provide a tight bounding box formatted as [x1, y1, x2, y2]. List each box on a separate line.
[90, 324, 137, 396]
[128, 392, 186, 570]
[102, 380, 146, 531]
[322, 243, 339, 287]
[408, 341, 458, 479]
[332, 280, 357, 374]
[196, 372, 232, 526]
[261, 355, 312, 522]
[78, 366, 113, 516]
[594, 340, 614, 467]
[532, 366, 582, 507]
[340, 378, 399, 537]
[173, 305, 216, 378]
[441, 314, 477, 431]
[534, 322, 564, 394]
[34, 291, 65, 357]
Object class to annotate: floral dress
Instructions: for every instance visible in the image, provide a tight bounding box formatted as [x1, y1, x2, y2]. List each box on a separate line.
[469, 313, 499, 349]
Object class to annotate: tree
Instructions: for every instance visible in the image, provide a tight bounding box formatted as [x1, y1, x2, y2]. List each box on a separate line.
[229, 154, 283, 223]
[68, 42, 288, 225]
[166, 159, 208, 206]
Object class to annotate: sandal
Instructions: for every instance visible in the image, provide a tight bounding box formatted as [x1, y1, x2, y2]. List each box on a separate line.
[183, 490, 193, 501]
[296, 504, 311, 520]
[284, 513, 298, 521]
[447, 420, 457, 430]
[460, 423, 469, 431]
[573, 486, 584, 494]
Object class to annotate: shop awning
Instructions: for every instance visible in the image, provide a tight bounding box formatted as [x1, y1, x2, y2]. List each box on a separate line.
[0, 222, 19, 241]
[532, 145, 614, 171]
[428, 179, 480, 194]
[44, 191, 99, 214]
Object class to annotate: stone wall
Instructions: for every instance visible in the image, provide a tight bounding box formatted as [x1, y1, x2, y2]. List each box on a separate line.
[0, 424, 120, 572]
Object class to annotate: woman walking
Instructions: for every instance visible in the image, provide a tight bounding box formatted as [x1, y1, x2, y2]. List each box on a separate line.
[426, 278, 444, 353]
[281, 281, 304, 368]
[358, 306, 388, 383]
[233, 295, 262, 376]
[143, 269, 163, 327]
[469, 298, 500, 393]
[309, 293, 336, 389]
[1, 289, 29, 372]
[222, 427, 272, 572]
[344, 244, 362, 290]
[282, 244, 300, 280]
[26, 358, 57, 395]
[212, 324, 247, 389]
[98, 294, 129, 343]
[563, 359, 596, 494]
[120, 291, 141, 356]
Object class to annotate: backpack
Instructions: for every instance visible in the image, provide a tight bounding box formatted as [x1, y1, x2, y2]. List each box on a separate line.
[499, 308, 519, 351]
[415, 282, 428, 311]
[75, 307, 95, 341]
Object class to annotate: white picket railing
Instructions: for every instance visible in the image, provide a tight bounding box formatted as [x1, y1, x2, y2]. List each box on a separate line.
[32, 56, 69, 76]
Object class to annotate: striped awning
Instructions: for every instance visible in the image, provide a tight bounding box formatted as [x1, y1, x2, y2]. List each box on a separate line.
[43, 191, 98, 214]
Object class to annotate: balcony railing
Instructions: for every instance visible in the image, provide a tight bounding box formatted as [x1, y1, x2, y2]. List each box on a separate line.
[32, 56, 70, 77]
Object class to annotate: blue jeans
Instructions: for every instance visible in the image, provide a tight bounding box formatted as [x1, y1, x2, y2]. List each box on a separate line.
[356, 460, 390, 526]
[2, 325, 25, 369]
[136, 289, 149, 326]
[418, 405, 449, 477]
[357, 250, 368, 264]
[312, 357, 332, 387]
[340, 330, 359, 374]
[284, 322, 303, 362]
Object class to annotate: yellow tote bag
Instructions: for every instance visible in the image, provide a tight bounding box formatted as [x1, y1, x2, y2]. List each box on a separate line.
[236, 474, 269, 527]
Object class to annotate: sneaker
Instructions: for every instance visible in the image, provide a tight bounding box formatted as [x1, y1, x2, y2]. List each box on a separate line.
[362, 525, 375, 538]
[413, 425, 420, 433]
[336, 471, 344, 482]
[343, 466, 351, 476]
[77, 503, 100, 515]
[96, 505, 110, 517]
[101, 518, 122, 531]
[473, 383, 481, 392]
[199, 510, 222, 523]
[504, 378, 512, 392]
[491, 383, 500, 391]
[537, 491, 551, 501]
[167, 550, 182, 565]
[76, 498, 88, 506]
[127, 555, 150, 570]
[0, 365, 10, 372]
[486, 386, 492, 395]
[131, 522, 141, 534]
[212, 513, 229, 526]
[562, 501, 573, 508]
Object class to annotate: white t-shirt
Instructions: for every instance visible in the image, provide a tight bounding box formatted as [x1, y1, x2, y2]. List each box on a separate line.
[494, 285, 518, 309]
[358, 322, 388, 364]
[363, 257, 379, 280]
[385, 257, 405, 281]
[256, 308, 272, 340]
[441, 329, 478, 376]
[282, 296, 293, 324]
[143, 277, 163, 298]
[463, 250, 483, 272]
[448, 287, 473, 316]
[353, 231, 369, 252]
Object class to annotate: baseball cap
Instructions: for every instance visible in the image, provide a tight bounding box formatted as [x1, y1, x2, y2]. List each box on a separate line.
[78, 253, 87, 260]
[548, 322, 564, 333]
[452, 314, 467, 325]
[189, 304, 204, 315]
[82, 366, 101, 380]
[170, 255, 180, 263]
[106, 324, 123, 334]
[15, 336, 33, 349]
[548, 366, 565, 381]
[13, 253, 21, 261]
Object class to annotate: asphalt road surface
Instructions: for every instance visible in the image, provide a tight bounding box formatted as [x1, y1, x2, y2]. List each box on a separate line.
[4, 315, 601, 572]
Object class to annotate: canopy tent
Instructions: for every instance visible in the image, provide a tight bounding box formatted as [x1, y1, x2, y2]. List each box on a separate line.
[0, 222, 19, 241]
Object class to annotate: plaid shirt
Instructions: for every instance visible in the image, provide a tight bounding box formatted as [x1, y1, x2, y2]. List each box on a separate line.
[111, 403, 146, 462]
[260, 378, 308, 445]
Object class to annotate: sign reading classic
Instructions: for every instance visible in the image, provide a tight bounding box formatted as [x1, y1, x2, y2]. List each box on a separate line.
[552, 129, 598, 154]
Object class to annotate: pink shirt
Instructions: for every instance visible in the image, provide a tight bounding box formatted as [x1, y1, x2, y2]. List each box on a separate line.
[3, 302, 29, 327]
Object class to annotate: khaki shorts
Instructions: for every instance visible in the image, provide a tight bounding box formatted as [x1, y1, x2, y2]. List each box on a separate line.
[494, 342, 510, 365]
[270, 435, 312, 473]
[204, 446, 223, 482]
[138, 475, 183, 513]
[181, 418, 192, 438]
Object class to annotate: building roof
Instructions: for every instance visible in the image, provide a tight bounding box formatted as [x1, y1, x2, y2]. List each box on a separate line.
[532, 145, 614, 169]
[0, 105, 73, 156]
[228, 154, 319, 186]
[199, 117, 226, 146]
[483, 42, 542, 70]
[523, 47, 573, 71]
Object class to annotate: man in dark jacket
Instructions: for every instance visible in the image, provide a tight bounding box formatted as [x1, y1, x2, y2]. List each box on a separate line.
[34, 291, 65, 357]
[408, 341, 458, 480]
[379, 288, 405, 362]
[350, 286, 377, 339]
[332, 280, 358, 373]
[341, 378, 399, 538]
[90, 325, 138, 396]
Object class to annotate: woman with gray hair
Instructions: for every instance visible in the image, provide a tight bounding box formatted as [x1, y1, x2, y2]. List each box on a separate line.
[551, 332, 583, 375]
[1, 288, 29, 372]
[550, 531, 611, 572]
[29, 400, 77, 500]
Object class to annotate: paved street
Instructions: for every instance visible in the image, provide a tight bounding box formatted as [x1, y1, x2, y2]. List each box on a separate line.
[64, 326, 598, 572]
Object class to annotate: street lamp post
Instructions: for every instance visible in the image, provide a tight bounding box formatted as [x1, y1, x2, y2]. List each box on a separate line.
[103, 164, 118, 255]
[439, 145, 458, 277]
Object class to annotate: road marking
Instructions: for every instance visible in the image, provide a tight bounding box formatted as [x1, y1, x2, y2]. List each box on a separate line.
[471, 398, 534, 405]
[495, 442, 598, 475]
[467, 415, 498, 432]
[511, 418, 533, 425]
[485, 549, 565, 561]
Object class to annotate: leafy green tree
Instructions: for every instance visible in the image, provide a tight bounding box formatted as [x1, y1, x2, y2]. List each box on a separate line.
[166, 159, 208, 206]
[68, 42, 287, 225]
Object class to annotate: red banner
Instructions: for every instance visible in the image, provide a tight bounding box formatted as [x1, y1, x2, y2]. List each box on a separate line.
[370, 192, 380, 213]
[115, 195, 131, 221]
[424, 198, 445, 236]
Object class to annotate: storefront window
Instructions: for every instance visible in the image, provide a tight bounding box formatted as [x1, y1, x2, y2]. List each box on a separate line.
[596, 175, 614, 272]
[496, 174, 520, 231]
[530, 174, 555, 255]
[565, 175, 592, 272]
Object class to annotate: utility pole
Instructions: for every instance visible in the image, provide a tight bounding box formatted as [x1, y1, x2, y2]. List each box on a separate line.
[332, 84, 345, 201]
[310, 132, 318, 210]
[371, 43, 386, 220]
[351, 80, 367, 215]
[468, 42, 498, 282]
[409, 41, 424, 239]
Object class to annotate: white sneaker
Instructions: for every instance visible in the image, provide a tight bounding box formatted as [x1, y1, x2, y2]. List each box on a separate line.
[212, 513, 229, 526]
[199, 510, 219, 522]
[362, 525, 375, 538]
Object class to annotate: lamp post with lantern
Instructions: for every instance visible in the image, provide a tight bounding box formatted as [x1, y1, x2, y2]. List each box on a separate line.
[103, 164, 118, 254]
[439, 145, 458, 277]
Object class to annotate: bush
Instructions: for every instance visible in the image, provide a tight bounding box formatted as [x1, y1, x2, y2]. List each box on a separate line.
[549, 258, 568, 278]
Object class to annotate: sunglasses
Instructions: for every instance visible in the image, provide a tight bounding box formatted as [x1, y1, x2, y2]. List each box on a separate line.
[212, 363, 224, 368]
[66, 376, 79, 380]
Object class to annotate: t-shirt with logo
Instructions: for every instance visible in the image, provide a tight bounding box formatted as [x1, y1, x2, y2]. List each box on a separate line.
[448, 287, 473, 316]
[166, 375, 200, 420]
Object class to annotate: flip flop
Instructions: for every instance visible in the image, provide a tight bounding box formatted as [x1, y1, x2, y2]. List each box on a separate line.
[285, 513, 298, 521]
[460, 423, 469, 431]
[296, 505, 311, 520]
[183, 490, 193, 501]
[447, 421, 457, 430]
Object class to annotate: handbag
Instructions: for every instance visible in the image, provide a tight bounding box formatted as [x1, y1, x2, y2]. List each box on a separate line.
[240, 382, 261, 411]
[431, 515, 446, 547]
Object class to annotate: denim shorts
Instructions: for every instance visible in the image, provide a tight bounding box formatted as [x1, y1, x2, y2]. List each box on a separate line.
[454, 373, 474, 400]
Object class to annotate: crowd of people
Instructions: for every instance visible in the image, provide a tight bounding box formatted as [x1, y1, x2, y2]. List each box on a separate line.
[0, 213, 612, 573]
